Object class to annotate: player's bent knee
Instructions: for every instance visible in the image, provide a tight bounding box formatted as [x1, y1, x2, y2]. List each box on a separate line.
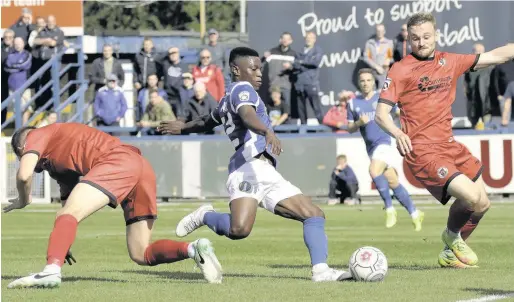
[229, 225, 252, 240]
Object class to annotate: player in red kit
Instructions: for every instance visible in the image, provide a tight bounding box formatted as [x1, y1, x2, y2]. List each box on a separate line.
[5, 123, 222, 288]
[375, 13, 514, 268]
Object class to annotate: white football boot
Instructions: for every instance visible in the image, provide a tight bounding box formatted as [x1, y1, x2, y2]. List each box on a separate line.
[7, 272, 62, 289]
[176, 204, 214, 237]
[312, 264, 353, 282]
[190, 238, 223, 284]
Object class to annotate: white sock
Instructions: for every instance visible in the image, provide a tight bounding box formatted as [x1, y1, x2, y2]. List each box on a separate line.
[386, 207, 395, 213]
[42, 264, 61, 274]
[312, 263, 329, 272]
[411, 210, 419, 219]
[446, 228, 461, 239]
[187, 242, 196, 258]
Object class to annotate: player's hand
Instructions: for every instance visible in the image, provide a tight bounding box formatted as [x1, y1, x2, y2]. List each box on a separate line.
[158, 120, 185, 135]
[65, 249, 76, 265]
[358, 114, 370, 125]
[3, 197, 30, 213]
[394, 132, 413, 156]
[265, 130, 282, 156]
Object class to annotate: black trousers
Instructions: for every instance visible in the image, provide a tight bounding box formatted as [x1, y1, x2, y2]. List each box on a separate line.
[296, 85, 323, 124]
[329, 178, 359, 203]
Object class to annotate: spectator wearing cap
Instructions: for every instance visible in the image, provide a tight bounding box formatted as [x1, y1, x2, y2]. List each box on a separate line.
[179, 72, 195, 111]
[4, 37, 32, 124]
[323, 90, 354, 133]
[184, 82, 217, 129]
[137, 73, 167, 122]
[133, 37, 161, 91]
[94, 74, 127, 130]
[267, 86, 290, 127]
[2, 29, 15, 123]
[162, 46, 190, 119]
[192, 49, 225, 101]
[138, 89, 176, 135]
[205, 28, 226, 71]
[10, 7, 34, 45]
[362, 24, 393, 89]
[90, 44, 125, 93]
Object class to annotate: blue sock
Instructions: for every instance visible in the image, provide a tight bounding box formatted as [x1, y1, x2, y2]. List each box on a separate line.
[303, 217, 328, 266]
[392, 184, 416, 214]
[203, 212, 231, 236]
[373, 175, 393, 209]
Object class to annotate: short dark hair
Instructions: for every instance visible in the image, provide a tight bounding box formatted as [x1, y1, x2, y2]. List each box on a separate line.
[358, 68, 374, 78]
[148, 88, 159, 95]
[11, 126, 36, 157]
[229, 47, 260, 66]
[407, 13, 436, 29]
[281, 32, 292, 38]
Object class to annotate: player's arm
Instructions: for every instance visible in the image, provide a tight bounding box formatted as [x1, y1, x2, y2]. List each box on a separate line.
[158, 110, 221, 135]
[474, 43, 514, 70]
[345, 99, 364, 133]
[3, 153, 38, 213]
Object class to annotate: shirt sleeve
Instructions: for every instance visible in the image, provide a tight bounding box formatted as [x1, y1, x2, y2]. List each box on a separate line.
[210, 107, 222, 125]
[450, 53, 480, 76]
[378, 66, 403, 106]
[229, 82, 260, 112]
[22, 126, 55, 158]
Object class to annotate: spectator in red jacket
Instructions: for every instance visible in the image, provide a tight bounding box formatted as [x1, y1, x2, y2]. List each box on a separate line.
[192, 49, 225, 102]
[322, 90, 355, 133]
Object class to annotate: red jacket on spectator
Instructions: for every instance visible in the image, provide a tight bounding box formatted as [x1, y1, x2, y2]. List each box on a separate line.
[323, 105, 349, 134]
[192, 64, 225, 101]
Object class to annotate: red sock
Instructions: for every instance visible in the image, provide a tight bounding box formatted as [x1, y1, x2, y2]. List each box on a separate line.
[47, 214, 78, 266]
[144, 240, 190, 266]
[461, 211, 487, 241]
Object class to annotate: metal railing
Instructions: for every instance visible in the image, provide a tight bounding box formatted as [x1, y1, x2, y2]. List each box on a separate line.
[1, 38, 88, 130]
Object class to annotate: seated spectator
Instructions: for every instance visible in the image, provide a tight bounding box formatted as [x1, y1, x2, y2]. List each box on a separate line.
[501, 81, 514, 127]
[137, 74, 167, 121]
[267, 86, 289, 127]
[94, 74, 127, 131]
[5, 37, 32, 124]
[185, 82, 217, 124]
[179, 72, 194, 110]
[192, 49, 225, 101]
[328, 154, 360, 206]
[37, 110, 57, 128]
[138, 89, 176, 135]
[322, 90, 354, 133]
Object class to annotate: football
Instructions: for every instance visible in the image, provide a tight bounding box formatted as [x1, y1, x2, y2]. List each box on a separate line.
[348, 246, 388, 282]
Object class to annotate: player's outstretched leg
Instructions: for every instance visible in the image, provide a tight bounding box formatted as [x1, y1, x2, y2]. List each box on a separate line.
[274, 195, 353, 282]
[176, 198, 258, 240]
[127, 219, 222, 283]
[383, 168, 425, 231]
[441, 175, 490, 267]
[369, 160, 396, 228]
[7, 183, 111, 289]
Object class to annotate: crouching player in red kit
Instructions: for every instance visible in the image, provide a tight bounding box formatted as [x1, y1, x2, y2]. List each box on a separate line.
[375, 12, 514, 268]
[5, 123, 222, 288]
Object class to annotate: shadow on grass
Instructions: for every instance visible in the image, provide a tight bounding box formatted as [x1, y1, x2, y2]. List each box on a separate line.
[2, 275, 128, 283]
[268, 263, 439, 271]
[464, 288, 514, 296]
[120, 269, 309, 281]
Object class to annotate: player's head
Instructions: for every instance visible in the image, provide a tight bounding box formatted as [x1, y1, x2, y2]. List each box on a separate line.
[358, 68, 375, 95]
[229, 47, 262, 89]
[407, 13, 437, 59]
[11, 126, 36, 158]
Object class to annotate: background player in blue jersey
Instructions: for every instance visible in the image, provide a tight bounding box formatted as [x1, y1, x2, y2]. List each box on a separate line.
[345, 68, 425, 231]
[158, 47, 352, 282]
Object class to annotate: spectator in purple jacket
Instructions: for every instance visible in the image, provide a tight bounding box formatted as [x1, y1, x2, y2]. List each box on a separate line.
[4, 37, 32, 124]
[94, 74, 127, 134]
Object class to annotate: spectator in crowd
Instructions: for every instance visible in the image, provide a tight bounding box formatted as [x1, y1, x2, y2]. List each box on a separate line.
[362, 24, 393, 89]
[4, 37, 32, 124]
[28, 16, 46, 49]
[267, 85, 290, 127]
[93, 74, 127, 131]
[37, 110, 57, 128]
[27, 16, 46, 94]
[179, 72, 195, 110]
[162, 46, 189, 119]
[393, 24, 411, 62]
[323, 90, 354, 133]
[32, 15, 66, 110]
[287, 31, 324, 124]
[328, 154, 360, 206]
[464, 43, 493, 130]
[90, 44, 125, 92]
[501, 81, 514, 127]
[137, 73, 167, 121]
[192, 49, 225, 102]
[10, 7, 34, 45]
[185, 82, 217, 124]
[138, 89, 176, 135]
[1, 29, 15, 123]
[205, 28, 226, 71]
[493, 59, 514, 112]
[266, 32, 296, 116]
[133, 37, 161, 91]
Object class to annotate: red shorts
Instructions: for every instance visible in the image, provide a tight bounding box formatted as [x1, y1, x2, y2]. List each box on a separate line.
[405, 139, 483, 204]
[80, 145, 157, 225]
